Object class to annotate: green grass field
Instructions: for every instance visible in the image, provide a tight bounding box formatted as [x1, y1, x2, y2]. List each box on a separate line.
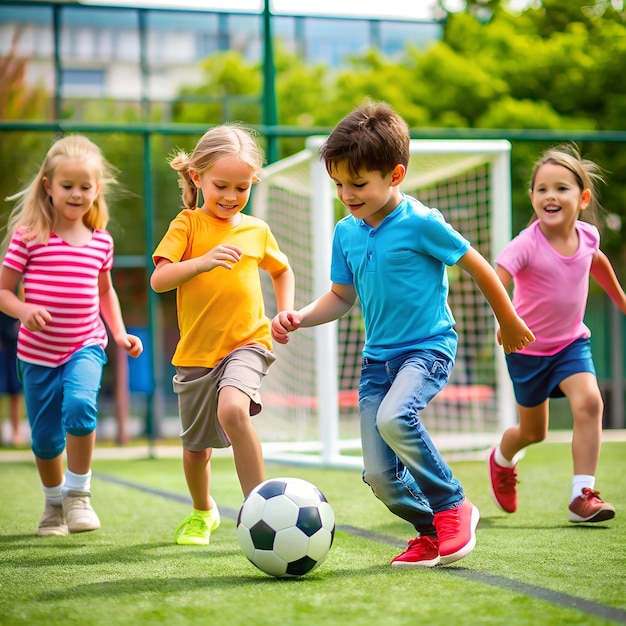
[1, 439, 625, 625]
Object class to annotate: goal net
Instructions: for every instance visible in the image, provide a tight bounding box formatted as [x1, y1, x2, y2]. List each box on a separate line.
[251, 137, 515, 467]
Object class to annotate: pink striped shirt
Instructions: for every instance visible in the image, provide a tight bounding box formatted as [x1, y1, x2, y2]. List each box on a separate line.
[3, 230, 113, 367]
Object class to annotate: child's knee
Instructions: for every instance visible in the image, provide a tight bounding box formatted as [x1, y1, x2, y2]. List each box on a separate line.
[362, 467, 395, 501]
[32, 434, 65, 460]
[375, 410, 406, 444]
[218, 404, 249, 434]
[184, 448, 211, 464]
[63, 395, 98, 433]
[572, 397, 604, 423]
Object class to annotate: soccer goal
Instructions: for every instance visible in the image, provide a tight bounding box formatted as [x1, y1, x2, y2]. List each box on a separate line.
[252, 137, 515, 467]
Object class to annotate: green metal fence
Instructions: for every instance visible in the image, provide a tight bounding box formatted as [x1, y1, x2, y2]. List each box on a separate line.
[1, 0, 624, 434]
[1, 122, 624, 438]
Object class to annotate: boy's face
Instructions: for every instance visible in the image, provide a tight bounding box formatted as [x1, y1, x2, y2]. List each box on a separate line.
[328, 161, 405, 228]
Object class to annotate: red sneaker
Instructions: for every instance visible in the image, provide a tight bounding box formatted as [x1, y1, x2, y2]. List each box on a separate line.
[568, 488, 615, 523]
[391, 535, 440, 568]
[488, 447, 518, 513]
[433, 498, 479, 565]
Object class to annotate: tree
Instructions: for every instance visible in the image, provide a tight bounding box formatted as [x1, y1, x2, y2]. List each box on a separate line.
[0, 31, 52, 237]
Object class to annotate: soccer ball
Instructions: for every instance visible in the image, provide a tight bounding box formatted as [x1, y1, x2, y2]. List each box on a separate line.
[236, 477, 335, 578]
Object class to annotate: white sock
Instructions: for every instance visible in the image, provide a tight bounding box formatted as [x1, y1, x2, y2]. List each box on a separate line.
[42, 482, 64, 506]
[63, 469, 92, 495]
[495, 446, 515, 468]
[572, 475, 595, 502]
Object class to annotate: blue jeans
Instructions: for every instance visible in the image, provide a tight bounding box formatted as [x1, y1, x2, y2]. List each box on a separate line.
[19, 345, 107, 460]
[359, 350, 464, 533]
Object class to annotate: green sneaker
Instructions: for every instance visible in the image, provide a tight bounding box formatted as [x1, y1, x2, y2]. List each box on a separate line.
[175, 505, 220, 546]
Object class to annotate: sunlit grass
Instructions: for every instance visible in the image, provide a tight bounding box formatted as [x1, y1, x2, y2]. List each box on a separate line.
[1, 440, 625, 625]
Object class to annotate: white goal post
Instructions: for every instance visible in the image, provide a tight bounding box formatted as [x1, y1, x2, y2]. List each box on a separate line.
[252, 137, 516, 468]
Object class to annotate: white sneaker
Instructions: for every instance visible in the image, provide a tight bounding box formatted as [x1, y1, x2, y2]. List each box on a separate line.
[38, 501, 68, 536]
[62, 490, 101, 533]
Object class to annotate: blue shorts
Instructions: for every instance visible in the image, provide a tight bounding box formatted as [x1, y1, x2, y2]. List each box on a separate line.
[505, 337, 596, 408]
[19, 345, 107, 460]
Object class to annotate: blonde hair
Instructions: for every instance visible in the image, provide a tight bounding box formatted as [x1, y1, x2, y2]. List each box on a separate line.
[169, 124, 265, 210]
[2, 135, 116, 252]
[528, 143, 605, 231]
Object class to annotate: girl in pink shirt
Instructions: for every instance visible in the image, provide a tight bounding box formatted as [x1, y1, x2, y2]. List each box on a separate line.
[0, 135, 143, 537]
[489, 144, 626, 523]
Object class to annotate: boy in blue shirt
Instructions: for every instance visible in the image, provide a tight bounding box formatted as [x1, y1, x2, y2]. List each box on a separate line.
[272, 100, 534, 567]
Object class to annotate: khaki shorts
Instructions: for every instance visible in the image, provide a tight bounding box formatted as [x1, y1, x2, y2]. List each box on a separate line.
[173, 345, 276, 451]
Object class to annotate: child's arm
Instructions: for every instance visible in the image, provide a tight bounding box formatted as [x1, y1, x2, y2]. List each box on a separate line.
[272, 283, 356, 345]
[0, 266, 51, 331]
[590, 250, 626, 314]
[150, 243, 243, 293]
[456, 247, 535, 354]
[99, 271, 143, 358]
[270, 265, 296, 313]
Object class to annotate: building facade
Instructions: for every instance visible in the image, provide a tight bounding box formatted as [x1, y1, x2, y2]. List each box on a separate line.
[0, 1, 442, 107]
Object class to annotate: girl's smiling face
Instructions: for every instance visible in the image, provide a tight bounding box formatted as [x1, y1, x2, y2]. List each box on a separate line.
[530, 162, 590, 233]
[43, 158, 101, 225]
[192, 155, 258, 224]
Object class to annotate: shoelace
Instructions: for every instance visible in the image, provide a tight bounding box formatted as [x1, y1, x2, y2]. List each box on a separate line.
[434, 508, 460, 542]
[177, 514, 208, 538]
[400, 535, 437, 554]
[66, 496, 90, 510]
[495, 466, 518, 490]
[580, 487, 603, 502]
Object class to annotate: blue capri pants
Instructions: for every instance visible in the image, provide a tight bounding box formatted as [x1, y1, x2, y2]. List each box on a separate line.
[19, 345, 107, 460]
[359, 349, 464, 534]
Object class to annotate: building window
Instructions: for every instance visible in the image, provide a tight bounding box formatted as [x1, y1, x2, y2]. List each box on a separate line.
[61, 68, 105, 97]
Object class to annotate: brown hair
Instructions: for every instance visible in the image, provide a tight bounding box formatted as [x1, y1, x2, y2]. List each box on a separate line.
[319, 99, 410, 178]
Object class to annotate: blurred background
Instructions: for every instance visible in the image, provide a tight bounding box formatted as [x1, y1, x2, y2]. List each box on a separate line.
[0, 0, 624, 446]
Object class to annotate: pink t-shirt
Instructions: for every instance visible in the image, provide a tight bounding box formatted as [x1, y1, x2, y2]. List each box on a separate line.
[495, 220, 598, 356]
[2, 230, 113, 367]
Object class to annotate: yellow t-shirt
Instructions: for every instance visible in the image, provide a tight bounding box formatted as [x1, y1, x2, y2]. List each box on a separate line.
[152, 209, 289, 368]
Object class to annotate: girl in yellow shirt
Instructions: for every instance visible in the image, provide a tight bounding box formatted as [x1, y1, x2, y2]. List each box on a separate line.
[151, 124, 295, 546]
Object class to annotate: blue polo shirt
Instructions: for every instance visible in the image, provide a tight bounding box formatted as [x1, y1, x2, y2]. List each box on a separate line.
[330, 194, 470, 362]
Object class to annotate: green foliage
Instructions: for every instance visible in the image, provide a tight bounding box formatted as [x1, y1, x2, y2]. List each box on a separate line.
[405, 42, 510, 127]
[0, 34, 52, 234]
[273, 44, 331, 156]
[172, 51, 262, 125]
[0, 34, 49, 121]
[2, 0, 626, 266]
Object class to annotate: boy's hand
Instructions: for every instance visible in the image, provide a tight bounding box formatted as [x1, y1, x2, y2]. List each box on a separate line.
[271, 311, 301, 344]
[497, 316, 535, 354]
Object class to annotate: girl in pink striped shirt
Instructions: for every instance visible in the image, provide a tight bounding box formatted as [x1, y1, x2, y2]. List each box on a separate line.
[0, 135, 143, 537]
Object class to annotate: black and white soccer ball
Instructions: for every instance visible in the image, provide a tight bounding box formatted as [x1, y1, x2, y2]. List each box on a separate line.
[236, 477, 335, 578]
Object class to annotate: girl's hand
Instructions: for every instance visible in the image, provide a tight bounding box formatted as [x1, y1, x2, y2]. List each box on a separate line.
[197, 243, 243, 273]
[271, 311, 301, 344]
[497, 316, 535, 354]
[21, 304, 52, 332]
[116, 333, 144, 358]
